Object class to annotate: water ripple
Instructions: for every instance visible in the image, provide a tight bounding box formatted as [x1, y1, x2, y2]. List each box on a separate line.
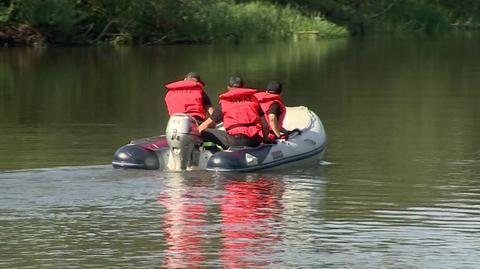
[2, 162, 480, 268]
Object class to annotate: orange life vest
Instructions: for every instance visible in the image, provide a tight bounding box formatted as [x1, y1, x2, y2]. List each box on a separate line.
[254, 91, 286, 140]
[164, 80, 206, 120]
[219, 88, 262, 138]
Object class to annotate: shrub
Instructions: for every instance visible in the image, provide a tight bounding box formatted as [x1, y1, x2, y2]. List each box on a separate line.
[173, 1, 346, 42]
[376, 0, 450, 33]
[0, 1, 15, 24]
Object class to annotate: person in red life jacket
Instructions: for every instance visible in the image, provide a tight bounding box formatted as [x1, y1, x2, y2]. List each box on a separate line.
[198, 76, 270, 149]
[254, 81, 287, 140]
[164, 72, 214, 123]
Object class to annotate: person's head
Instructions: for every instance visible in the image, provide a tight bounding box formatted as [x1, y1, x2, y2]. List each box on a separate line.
[266, 81, 282, 94]
[185, 72, 204, 85]
[228, 76, 243, 88]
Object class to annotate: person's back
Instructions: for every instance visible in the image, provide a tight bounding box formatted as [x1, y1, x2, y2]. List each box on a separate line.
[219, 87, 262, 139]
[254, 81, 286, 140]
[164, 72, 213, 122]
[199, 76, 269, 149]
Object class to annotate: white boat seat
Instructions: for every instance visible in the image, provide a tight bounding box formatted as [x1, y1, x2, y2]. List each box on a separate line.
[283, 106, 312, 130]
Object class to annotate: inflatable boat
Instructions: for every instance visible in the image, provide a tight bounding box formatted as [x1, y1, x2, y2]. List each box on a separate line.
[112, 106, 327, 172]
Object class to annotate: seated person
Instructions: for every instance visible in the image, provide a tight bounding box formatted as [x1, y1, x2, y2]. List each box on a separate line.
[164, 72, 214, 123]
[254, 81, 287, 140]
[199, 76, 269, 149]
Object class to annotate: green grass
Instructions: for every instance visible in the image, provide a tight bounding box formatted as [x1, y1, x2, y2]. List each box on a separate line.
[167, 1, 346, 43]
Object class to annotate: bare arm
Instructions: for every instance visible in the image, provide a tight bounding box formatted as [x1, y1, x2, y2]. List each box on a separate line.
[202, 91, 214, 117]
[207, 106, 214, 116]
[260, 114, 269, 141]
[199, 117, 215, 133]
[268, 113, 281, 138]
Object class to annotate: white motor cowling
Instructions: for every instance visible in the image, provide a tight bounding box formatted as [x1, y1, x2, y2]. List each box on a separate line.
[165, 113, 203, 170]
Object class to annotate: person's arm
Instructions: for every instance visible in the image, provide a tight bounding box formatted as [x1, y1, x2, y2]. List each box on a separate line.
[267, 102, 283, 138]
[268, 113, 281, 138]
[207, 106, 214, 116]
[199, 117, 215, 132]
[199, 105, 222, 132]
[258, 108, 270, 141]
[202, 91, 214, 117]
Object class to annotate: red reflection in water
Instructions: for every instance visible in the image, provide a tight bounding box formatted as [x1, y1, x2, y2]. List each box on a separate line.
[158, 177, 284, 269]
[158, 182, 208, 269]
[219, 178, 284, 268]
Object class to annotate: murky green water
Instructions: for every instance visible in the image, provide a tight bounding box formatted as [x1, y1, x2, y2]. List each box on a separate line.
[1, 35, 480, 268]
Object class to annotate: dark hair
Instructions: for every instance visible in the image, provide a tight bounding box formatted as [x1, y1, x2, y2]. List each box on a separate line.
[266, 81, 282, 94]
[228, 76, 243, 88]
[185, 72, 204, 85]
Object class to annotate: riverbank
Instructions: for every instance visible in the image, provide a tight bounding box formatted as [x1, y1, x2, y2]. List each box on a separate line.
[0, 1, 346, 47]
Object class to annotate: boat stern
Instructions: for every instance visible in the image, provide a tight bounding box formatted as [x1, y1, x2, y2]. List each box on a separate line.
[112, 144, 160, 170]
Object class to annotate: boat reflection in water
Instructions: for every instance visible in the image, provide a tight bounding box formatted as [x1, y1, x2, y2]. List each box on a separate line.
[157, 173, 286, 268]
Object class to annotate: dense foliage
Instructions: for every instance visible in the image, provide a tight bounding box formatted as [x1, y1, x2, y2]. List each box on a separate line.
[1, 0, 479, 46]
[0, 0, 344, 46]
[264, 0, 480, 35]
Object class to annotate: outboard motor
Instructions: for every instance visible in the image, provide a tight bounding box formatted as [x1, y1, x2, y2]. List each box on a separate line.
[165, 113, 203, 170]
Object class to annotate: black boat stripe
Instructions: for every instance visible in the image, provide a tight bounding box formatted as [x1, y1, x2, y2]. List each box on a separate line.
[207, 142, 327, 172]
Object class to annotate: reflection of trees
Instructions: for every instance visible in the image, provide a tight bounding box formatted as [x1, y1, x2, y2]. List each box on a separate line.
[315, 36, 480, 220]
[0, 41, 347, 169]
[3, 35, 479, 173]
[0, 48, 165, 126]
[0, 62, 15, 123]
[0, 40, 347, 127]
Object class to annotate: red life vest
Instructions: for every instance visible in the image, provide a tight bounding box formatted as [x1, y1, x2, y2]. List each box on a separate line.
[254, 91, 286, 140]
[219, 88, 262, 138]
[164, 80, 206, 120]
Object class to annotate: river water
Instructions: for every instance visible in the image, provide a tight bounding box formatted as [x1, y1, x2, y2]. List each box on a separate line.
[1, 34, 480, 268]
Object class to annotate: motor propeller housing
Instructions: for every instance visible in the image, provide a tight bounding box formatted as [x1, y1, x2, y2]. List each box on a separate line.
[165, 114, 203, 170]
